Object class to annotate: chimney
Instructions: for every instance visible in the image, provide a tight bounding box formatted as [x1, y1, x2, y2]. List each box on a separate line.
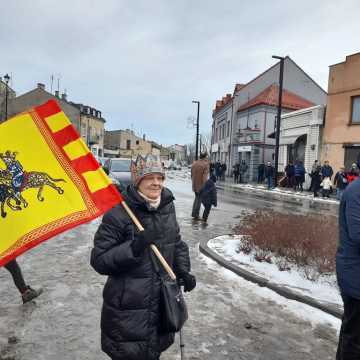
[61, 93, 67, 101]
[37, 83, 45, 90]
[143, 134, 146, 141]
[55, 90, 60, 98]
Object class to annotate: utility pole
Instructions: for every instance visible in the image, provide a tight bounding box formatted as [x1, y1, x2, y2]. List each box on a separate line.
[272, 55, 285, 187]
[192, 100, 200, 160]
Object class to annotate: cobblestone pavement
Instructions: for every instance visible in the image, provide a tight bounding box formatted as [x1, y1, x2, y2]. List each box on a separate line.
[0, 176, 340, 359]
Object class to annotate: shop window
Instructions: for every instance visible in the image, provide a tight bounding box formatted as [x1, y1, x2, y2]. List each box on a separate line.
[351, 96, 360, 123]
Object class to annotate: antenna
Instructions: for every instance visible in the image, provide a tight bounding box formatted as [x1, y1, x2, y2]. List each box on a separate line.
[56, 73, 61, 93]
[50, 74, 54, 93]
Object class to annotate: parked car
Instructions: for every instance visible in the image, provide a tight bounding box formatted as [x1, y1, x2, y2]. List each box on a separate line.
[104, 158, 132, 192]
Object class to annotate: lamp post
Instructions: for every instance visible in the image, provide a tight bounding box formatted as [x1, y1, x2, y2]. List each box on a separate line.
[192, 100, 200, 160]
[272, 56, 285, 187]
[4, 73, 10, 122]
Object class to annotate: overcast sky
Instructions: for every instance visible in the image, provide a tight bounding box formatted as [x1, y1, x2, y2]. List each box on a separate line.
[1, 0, 359, 146]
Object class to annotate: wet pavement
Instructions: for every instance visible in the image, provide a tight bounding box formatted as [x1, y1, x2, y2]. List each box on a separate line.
[0, 176, 340, 359]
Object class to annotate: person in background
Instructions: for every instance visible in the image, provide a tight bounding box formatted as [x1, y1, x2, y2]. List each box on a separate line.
[215, 161, 222, 181]
[191, 152, 209, 220]
[294, 160, 305, 192]
[285, 161, 295, 188]
[336, 155, 360, 359]
[209, 162, 215, 176]
[4, 259, 43, 304]
[311, 165, 322, 197]
[220, 162, 227, 181]
[239, 160, 248, 184]
[321, 160, 334, 180]
[257, 163, 265, 183]
[232, 162, 240, 184]
[308, 160, 319, 191]
[346, 163, 359, 184]
[200, 174, 217, 223]
[264, 162, 275, 190]
[334, 167, 348, 201]
[321, 176, 332, 198]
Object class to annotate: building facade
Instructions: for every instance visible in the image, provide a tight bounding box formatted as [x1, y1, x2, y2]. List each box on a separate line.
[6, 83, 81, 132]
[211, 57, 327, 179]
[279, 105, 325, 186]
[104, 130, 152, 158]
[322, 53, 360, 171]
[71, 103, 106, 157]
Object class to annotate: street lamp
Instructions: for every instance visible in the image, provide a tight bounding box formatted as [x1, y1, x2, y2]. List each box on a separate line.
[4, 73, 10, 122]
[272, 55, 285, 187]
[192, 100, 200, 160]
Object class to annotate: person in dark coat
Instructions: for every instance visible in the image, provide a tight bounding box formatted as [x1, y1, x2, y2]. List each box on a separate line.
[257, 163, 265, 183]
[232, 162, 240, 184]
[220, 162, 227, 181]
[284, 162, 295, 188]
[215, 161, 222, 181]
[239, 160, 248, 184]
[311, 165, 322, 197]
[294, 161, 305, 192]
[336, 156, 360, 359]
[264, 162, 275, 190]
[91, 154, 196, 360]
[321, 160, 334, 179]
[334, 167, 348, 201]
[308, 160, 319, 191]
[200, 174, 217, 222]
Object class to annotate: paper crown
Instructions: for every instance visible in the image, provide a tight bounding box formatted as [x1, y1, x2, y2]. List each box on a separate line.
[131, 154, 165, 185]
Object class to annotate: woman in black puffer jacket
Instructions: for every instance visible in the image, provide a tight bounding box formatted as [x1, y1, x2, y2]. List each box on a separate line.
[90, 154, 196, 360]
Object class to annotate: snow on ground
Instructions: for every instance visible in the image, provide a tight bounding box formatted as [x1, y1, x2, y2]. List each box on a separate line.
[228, 183, 338, 204]
[208, 235, 342, 307]
[199, 253, 341, 333]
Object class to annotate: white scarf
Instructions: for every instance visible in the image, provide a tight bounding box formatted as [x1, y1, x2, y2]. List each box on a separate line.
[137, 191, 161, 209]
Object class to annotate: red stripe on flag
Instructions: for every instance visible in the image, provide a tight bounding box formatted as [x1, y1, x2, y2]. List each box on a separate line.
[35, 100, 62, 119]
[91, 184, 123, 213]
[72, 153, 101, 174]
[52, 125, 80, 147]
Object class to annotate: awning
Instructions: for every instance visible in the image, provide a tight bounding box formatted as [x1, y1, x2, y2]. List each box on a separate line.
[280, 135, 302, 145]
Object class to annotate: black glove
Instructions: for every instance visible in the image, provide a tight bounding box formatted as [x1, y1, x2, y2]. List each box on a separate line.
[179, 273, 196, 292]
[131, 229, 156, 256]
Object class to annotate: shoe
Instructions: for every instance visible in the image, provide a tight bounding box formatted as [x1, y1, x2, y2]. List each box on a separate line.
[22, 286, 43, 304]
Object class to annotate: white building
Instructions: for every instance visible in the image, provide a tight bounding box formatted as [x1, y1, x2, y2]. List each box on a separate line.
[279, 105, 325, 186]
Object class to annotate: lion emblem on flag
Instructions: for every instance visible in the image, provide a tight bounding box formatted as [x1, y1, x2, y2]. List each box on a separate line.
[0, 150, 66, 218]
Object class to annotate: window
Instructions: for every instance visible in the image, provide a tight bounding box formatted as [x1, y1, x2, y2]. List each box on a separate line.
[351, 96, 360, 123]
[136, 140, 139, 145]
[227, 121, 230, 137]
[126, 139, 131, 150]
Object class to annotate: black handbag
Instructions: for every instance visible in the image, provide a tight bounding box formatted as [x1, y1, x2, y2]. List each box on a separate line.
[151, 252, 188, 333]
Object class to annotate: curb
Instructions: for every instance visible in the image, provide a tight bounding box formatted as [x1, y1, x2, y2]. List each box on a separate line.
[199, 237, 343, 319]
[216, 182, 339, 205]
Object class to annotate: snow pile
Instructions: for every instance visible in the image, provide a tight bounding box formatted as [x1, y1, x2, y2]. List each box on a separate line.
[226, 183, 338, 204]
[208, 235, 342, 306]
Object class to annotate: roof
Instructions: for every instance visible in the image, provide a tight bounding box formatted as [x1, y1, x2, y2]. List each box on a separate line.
[237, 83, 315, 112]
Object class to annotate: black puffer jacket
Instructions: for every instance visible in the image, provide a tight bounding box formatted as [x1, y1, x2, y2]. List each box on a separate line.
[90, 185, 191, 360]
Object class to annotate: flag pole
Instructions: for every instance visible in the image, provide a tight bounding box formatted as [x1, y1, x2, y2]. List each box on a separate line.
[121, 201, 177, 280]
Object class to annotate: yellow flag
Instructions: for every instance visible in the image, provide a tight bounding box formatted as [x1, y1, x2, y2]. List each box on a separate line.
[0, 100, 122, 266]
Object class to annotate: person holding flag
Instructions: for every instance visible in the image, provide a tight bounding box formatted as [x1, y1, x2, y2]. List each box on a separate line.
[91, 154, 196, 360]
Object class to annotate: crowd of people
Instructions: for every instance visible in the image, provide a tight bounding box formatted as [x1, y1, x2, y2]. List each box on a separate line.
[283, 160, 359, 199]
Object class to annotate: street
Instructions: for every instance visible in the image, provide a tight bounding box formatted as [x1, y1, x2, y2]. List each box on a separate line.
[0, 174, 340, 360]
